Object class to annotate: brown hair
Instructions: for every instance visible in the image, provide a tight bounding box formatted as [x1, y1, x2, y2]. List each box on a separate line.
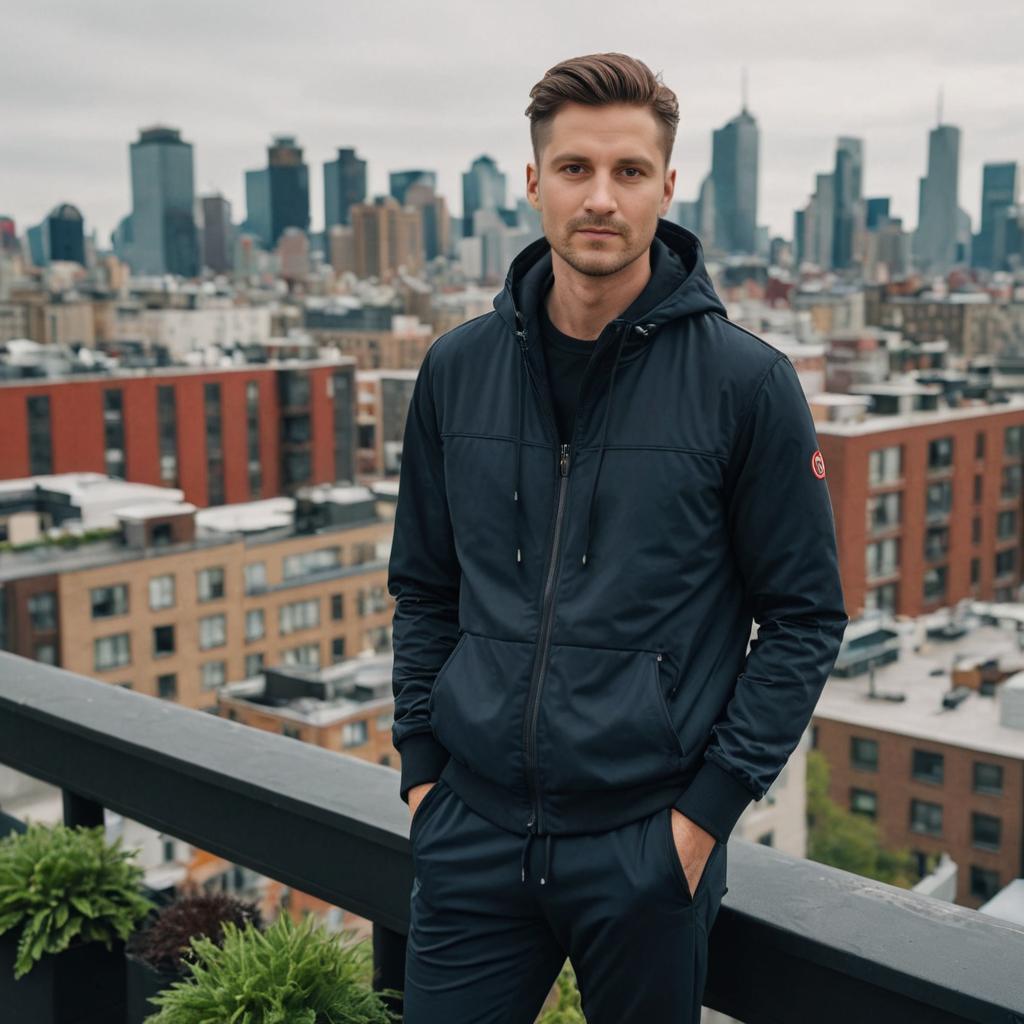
[525, 53, 679, 170]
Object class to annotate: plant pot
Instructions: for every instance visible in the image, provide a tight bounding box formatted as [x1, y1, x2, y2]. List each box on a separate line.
[125, 950, 187, 1023]
[0, 928, 126, 1024]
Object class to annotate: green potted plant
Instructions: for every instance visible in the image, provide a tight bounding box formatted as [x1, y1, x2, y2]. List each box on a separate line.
[0, 820, 156, 1024]
[145, 909, 401, 1023]
[125, 889, 263, 1023]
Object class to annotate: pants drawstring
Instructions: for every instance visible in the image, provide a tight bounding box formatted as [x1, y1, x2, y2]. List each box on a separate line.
[520, 831, 554, 885]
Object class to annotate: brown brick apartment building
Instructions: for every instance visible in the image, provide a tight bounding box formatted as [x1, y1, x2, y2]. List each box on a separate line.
[0, 487, 394, 710]
[814, 396, 1024, 618]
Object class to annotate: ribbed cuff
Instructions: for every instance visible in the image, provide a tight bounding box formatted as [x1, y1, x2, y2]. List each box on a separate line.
[397, 732, 450, 804]
[673, 759, 756, 843]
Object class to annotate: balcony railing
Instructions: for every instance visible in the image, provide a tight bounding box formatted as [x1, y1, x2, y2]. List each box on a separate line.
[1, 649, 1023, 1022]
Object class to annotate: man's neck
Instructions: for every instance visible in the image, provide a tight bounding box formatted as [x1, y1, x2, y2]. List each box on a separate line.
[544, 247, 652, 342]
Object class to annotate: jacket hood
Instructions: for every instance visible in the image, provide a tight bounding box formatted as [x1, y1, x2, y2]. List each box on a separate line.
[493, 218, 726, 336]
[490, 220, 727, 576]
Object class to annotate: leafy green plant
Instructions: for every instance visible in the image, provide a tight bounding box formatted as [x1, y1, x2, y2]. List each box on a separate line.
[144, 910, 401, 1023]
[0, 821, 157, 979]
[536, 960, 585, 1024]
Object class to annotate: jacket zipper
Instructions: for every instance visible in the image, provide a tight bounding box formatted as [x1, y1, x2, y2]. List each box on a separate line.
[523, 441, 571, 835]
[516, 315, 627, 837]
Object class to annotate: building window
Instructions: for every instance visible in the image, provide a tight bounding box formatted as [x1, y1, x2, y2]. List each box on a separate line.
[866, 538, 899, 580]
[342, 720, 368, 748]
[357, 585, 389, 616]
[997, 510, 1017, 540]
[850, 788, 877, 819]
[972, 516, 982, 544]
[204, 382, 225, 506]
[197, 566, 226, 602]
[1005, 425, 1023, 458]
[867, 492, 901, 534]
[925, 480, 952, 521]
[975, 432, 986, 459]
[152, 624, 176, 658]
[923, 526, 949, 561]
[970, 866, 1001, 902]
[995, 548, 1017, 579]
[971, 812, 1001, 851]
[364, 624, 390, 653]
[27, 591, 57, 631]
[201, 660, 227, 690]
[94, 633, 131, 671]
[331, 593, 344, 620]
[927, 436, 954, 472]
[868, 445, 902, 485]
[246, 381, 262, 499]
[911, 749, 944, 785]
[245, 608, 265, 642]
[971, 558, 981, 585]
[974, 474, 983, 504]
[244, 652, 265, 677]
[282, 547, 341, 580]
[199, 613, 227, 650]
[282, 724, 302, 740]
[244, 562, 267, 594]
[1001, 465, 1022, 499]
[909, 798, 943, 837]
[149, 574, 175, 610]
[34, 642, 57, 665]
[376, 711, 394, 732]
[282, 643, 320, 668]
[850, 736, 878, 771]
[331, 636, 345, 663]
[864, 582, 898, 614]
[973, 761, 1003, 795]
[279, 598, 320, 635]
[103, 388, 126, 478]
[27, 394, 53, 475]
[923, 566, 947, 603]
[156, 673, 177, 700]
[90, 583, 128, 619]
[157, 385, 178, 486]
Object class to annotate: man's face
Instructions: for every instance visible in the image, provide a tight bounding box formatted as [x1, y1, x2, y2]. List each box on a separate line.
[526, 101, 676, 278]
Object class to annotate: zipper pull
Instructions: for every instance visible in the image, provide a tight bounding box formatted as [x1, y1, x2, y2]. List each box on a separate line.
[527, 811, 537, 833]
[560, 444, 571, 476]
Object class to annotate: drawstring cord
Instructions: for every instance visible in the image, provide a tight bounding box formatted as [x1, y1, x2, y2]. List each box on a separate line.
[520, 830, 554, 885]
[513, 311, 528, 568]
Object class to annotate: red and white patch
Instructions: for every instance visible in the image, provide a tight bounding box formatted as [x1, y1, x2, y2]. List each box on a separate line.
[810, 449, 826, 479]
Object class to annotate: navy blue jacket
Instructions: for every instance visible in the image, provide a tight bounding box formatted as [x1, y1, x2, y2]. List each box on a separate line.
[388, 218, 849, 844]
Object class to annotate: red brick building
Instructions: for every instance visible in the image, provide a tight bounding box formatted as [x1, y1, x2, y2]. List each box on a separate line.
[0, 360, 358, 507]
[815, 396, 1024, 618]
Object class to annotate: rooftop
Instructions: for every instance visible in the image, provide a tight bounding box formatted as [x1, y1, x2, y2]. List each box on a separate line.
[815, 392, 1024, 435]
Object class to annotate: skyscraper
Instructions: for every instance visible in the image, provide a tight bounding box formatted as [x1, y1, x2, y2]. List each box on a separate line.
[323, 147, 367, 230]
[710, 105, 759, 255]
[244, 169, 272, 249]
[266, 135, 309, 249]
[128, 126, 198, 276]
[914, 121, 961, 273]
[390, 170, 436, 207]
[832, 136, 864, 269]
[201, 194, 233, 273]
[462, 155, 507, 238]
[973, 162, 1020, 270]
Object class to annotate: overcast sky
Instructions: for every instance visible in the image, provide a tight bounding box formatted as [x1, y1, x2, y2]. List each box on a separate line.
[3, 0, 1022, 246]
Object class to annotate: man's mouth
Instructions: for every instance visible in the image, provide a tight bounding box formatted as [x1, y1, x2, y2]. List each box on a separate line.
[578, 228, 618, 236]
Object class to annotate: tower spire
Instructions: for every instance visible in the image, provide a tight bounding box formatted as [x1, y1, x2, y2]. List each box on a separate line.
[741, 66, 748, 113]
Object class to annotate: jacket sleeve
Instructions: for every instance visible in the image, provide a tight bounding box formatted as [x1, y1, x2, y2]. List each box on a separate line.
[673, 354, 849, 842]
[387, 341, 459, 804]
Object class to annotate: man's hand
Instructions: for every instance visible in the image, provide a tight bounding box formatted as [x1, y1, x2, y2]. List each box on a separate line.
[669, 808, 717, 897]
[408, 781, 435, 820]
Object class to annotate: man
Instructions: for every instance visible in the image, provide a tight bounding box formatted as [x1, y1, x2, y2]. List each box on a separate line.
[388, 52, 848, 1023]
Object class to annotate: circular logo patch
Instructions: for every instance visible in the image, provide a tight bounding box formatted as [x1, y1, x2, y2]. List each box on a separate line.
[811, 449, 826, 479]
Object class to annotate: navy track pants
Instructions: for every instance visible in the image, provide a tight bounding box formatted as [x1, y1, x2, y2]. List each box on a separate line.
[403, 775, 729, 1023]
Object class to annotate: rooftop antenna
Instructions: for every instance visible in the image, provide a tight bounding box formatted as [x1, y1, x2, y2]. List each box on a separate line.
[741, 66, 749, 113]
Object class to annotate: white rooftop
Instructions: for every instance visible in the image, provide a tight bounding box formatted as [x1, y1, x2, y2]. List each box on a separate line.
[816, 394, 1024, 436]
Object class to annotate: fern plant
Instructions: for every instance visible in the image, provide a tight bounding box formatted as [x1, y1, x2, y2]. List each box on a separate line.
[536, 960, 585, 1024]
[144, 911, 401, 1023]
[0, 821, 156, 980]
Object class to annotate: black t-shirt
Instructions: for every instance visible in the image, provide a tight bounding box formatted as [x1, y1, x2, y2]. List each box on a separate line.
[537, 237, 685, 443]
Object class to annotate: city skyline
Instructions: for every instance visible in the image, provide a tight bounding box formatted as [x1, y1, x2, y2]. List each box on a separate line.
[4, 0, 1022, 245]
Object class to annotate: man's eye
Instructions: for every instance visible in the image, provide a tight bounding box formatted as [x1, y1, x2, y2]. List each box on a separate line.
[564, 165, 583, 174]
